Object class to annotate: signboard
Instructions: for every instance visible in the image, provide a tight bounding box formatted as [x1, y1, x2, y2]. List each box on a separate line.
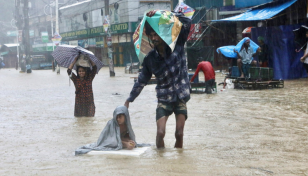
[187, 24, 202, 41]
[69, 40, 78, 46]
[41, 32, 49, 43]
[103, 15, 110, 33]
[29, 30, 34, 38]
[107, 35, 113, 46]
[7, 31, 18, 37]
[96, 37, 104, 47]
[18, 30, 22, 42]
[89, 26, 105, 38]
[7, 30, 34, 37]
[32, 43, 54, 52]
[78, 39, 88, 48]
[61, 29, 89, 41]
[60, 22, 137, 41]
[111, 22, 129, 33]
[88, 38, 96, 47]
[52, 32, 62, 46]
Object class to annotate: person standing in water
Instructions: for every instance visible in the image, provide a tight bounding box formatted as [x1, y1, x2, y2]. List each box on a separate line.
[124, 10, 191, 149]
[67, 55, 97, 117]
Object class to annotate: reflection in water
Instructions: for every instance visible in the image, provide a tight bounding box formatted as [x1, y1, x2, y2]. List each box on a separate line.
[0, 68, 308, 175]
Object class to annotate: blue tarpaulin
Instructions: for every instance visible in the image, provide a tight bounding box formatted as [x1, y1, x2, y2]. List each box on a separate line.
[217, 37, 259, 58]
[216, 0, 297, 21]
[251, 25, 307, 80]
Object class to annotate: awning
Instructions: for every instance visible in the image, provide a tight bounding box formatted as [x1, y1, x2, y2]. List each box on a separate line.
[215, 0, 297, 21]
[4, 43, 20, 47]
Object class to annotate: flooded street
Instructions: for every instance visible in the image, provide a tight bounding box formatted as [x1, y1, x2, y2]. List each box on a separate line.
[1, 67, 308, 175]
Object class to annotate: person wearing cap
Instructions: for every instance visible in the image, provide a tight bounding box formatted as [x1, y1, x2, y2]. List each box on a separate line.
[257, 36, 269, 67]
[234, 38, 260, 77]
[190, 58, 215, 94]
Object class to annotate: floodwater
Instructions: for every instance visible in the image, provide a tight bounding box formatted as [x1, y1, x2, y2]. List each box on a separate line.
[0, 67, 308, 175]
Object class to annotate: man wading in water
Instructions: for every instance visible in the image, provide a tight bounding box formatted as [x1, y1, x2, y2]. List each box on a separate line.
[124, 10, 191, 148]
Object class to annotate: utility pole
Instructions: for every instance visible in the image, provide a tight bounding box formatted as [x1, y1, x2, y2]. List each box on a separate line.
[15, 0, 21, 69]
[55, 0, 59, 34]
[105, 0, 115, 77]
[50, 5, 54, 50]
[23, 0, 30, 66]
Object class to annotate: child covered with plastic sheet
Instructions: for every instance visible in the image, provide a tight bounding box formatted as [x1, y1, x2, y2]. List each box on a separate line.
[75, 106, 137, 155]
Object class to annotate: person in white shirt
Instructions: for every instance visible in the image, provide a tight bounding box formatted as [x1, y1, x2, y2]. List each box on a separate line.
[300, 31, 308, 75]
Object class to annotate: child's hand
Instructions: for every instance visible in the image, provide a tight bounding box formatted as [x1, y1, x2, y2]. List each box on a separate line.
[122, 140, 135, 150]
[126, 141, 135, 150]
[128, 140, 136, 149]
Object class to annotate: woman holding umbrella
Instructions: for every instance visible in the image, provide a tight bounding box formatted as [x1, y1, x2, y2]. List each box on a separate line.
[67, 54, 97, 117]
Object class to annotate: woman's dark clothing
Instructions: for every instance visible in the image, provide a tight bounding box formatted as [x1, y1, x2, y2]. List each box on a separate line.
[67, 66, 97, 117]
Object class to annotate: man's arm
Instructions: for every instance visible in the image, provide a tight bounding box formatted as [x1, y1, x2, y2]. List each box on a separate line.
[301, 50, 308, 62]
[234, 49, 242, 59]
[190, 64, 201, 82]
[252, 47, 260, 57]
[125, 58, 152, 108]
[175, 12, 192, 46]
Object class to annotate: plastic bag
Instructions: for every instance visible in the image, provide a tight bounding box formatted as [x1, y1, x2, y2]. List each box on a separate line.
[76, 54, 90, 67]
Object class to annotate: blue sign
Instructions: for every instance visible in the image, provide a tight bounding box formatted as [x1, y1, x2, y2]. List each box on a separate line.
[78, 39, 89, 48]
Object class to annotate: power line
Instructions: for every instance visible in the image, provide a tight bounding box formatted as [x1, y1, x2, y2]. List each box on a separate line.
[59, 1, 175, 31]
[118, 3, 149, 18]
[60, 0, 139, 18]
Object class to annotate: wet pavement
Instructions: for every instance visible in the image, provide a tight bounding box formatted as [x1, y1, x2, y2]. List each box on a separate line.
[0, 67, 308, 175]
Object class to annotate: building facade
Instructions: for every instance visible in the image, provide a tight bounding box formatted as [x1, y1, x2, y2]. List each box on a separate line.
[59, 0, 171, 66]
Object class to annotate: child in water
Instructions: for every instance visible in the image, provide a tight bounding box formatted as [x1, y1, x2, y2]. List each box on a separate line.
[116, 113, 136, 149]
[75, 106, 137, 155]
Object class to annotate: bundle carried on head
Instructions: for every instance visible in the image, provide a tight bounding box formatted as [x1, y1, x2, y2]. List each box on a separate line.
[76, 54, 90, 67]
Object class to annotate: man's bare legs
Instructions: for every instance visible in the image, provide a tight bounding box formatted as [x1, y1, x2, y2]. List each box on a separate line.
[156, 114, 186, 148]
[237, 59, 244, 77]
[156, 116, 168, 149]
[174, 114, 186, 148]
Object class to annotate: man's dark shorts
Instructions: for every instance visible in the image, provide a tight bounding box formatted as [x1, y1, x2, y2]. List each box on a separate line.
[205, 79, 215, 94]
[156, 100, 188, 121]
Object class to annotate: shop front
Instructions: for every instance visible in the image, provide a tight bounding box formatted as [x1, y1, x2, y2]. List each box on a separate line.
[60, 22, 139, 66]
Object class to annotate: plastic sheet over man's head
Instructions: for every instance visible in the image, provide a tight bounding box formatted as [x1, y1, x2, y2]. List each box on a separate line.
[216, 37, 259, 58]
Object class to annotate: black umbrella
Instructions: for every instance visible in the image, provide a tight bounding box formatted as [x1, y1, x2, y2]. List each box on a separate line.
[51, 44, 104, 73]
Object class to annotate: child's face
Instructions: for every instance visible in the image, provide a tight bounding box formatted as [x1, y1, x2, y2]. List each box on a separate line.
[116, 114, 125, 125]
[78, 67, 86, 78]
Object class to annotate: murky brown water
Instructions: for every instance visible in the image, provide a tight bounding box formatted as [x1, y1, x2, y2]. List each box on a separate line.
[0, 67, 308, 175]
